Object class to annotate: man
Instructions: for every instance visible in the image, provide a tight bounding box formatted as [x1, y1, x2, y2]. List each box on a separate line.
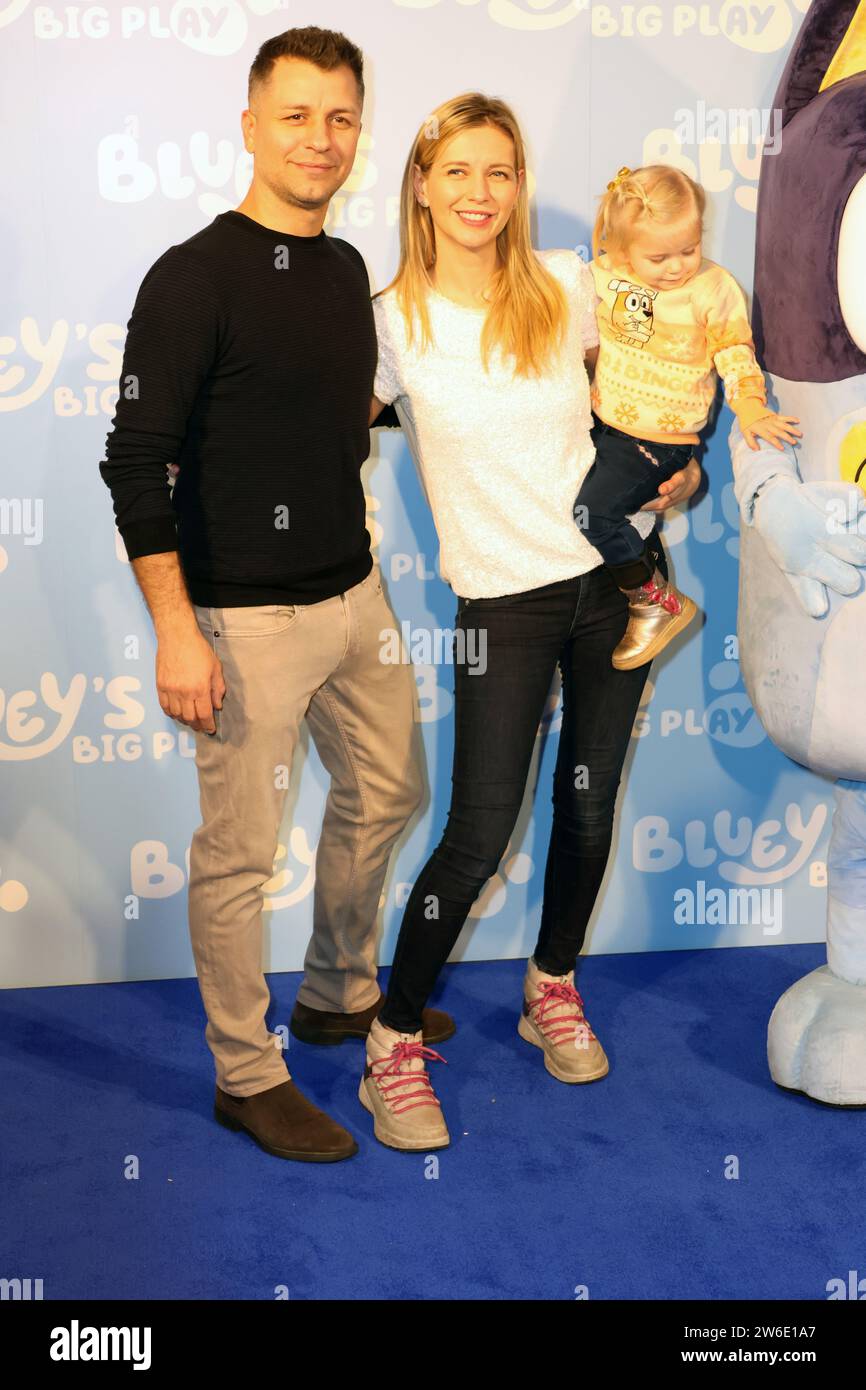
[99, 26, 453, 1164]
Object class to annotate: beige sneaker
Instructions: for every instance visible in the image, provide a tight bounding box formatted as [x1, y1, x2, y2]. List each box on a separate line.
[518, 958, 609, 1083]
[612, 566, 697, 670]
[359, 1016, 450, 1150]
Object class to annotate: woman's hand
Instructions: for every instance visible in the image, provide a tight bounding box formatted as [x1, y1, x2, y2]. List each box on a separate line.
[640, 455, 702, 513]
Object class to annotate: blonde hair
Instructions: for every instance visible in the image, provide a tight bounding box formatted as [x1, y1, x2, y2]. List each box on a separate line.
[375, 92, 568, 378]
[592, 164, 706, 262]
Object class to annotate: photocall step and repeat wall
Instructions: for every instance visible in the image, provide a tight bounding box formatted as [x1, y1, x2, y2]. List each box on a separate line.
[1, 0, 825, 989]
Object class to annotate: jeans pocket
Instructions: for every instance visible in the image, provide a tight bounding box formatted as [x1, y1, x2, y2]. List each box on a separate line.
[212, 604, 299, 637]
[643, 442, 694, 476]
[355, 561, 383, 598]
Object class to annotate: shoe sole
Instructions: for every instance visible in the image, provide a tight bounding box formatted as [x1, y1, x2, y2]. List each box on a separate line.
[357, 1078, 450, 1151]
[290, 1018, 457, 1047]
[773, 1081, 866, 1110]
[612, 596, 698, 670]
[214, 1105, 359, 1162]
[517, 1014, 610, 1084]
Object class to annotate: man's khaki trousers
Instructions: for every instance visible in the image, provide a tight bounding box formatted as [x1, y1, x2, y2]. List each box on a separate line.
[188, 560, 423, 1096]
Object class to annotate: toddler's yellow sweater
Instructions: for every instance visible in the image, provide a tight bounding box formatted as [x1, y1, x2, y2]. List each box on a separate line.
[589, 253, 770, 446]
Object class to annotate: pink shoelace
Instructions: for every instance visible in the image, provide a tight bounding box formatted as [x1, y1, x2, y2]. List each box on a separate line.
[370, 1040, 447, 1115]
[640, 577, 682, 614]
[528, 980, 598, 1048]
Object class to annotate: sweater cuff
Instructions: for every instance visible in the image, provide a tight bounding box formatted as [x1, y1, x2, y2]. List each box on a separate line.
[120, 516, 179, 561]
[732, 395, 773, 430]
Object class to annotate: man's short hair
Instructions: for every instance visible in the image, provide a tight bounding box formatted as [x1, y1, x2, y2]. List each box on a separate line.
[248, 26, 364, 109]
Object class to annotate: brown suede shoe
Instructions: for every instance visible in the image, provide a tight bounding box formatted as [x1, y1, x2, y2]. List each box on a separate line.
[290, 993, 456, 1047]
[214, 1078, 358, 1162]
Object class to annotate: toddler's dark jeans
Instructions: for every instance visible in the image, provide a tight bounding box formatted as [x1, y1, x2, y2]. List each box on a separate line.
[574, 416, 696, 587]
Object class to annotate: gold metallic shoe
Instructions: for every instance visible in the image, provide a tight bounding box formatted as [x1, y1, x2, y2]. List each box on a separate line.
[612, 567, 697, 670]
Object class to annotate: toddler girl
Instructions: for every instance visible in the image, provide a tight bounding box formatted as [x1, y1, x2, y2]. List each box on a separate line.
[573, 164, 801, 668]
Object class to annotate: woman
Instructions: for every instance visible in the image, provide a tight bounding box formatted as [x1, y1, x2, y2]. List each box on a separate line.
[363, 93, 701, 1151]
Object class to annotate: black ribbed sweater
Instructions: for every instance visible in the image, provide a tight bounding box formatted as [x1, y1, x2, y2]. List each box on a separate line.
[99, 210, 379, 605]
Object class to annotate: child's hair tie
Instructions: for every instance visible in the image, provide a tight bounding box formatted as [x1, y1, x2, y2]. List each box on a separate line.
[606, 166, 633, 192]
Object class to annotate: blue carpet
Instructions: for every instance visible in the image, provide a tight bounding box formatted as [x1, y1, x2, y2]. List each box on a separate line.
[2, 945, 863, 1300]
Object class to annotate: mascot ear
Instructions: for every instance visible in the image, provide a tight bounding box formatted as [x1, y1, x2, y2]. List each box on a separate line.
[839, 172, 866, 355]
[775, 0, 866, 127]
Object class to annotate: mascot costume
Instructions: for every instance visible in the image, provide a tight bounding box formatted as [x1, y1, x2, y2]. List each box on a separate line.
[729, 0, 866, 1104]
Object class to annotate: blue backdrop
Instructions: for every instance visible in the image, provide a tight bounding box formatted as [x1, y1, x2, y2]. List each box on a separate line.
[0, 0, 826, 989]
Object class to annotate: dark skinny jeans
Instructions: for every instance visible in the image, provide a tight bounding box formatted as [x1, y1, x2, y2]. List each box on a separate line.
[379, 541, 665, 1034]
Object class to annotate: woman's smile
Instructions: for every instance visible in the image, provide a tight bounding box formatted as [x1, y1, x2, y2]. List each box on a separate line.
[454, 209, 496, 225]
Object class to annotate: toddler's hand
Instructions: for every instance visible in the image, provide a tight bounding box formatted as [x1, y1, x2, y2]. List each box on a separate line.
[742, 412, 802, 452]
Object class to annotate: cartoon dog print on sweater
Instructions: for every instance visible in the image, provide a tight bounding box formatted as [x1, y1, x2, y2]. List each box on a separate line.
[608, 277, 658, 347]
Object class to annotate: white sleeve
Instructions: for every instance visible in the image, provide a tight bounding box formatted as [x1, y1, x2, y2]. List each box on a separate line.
[573, 252, 600, 352]
[372, 296, 403, 405]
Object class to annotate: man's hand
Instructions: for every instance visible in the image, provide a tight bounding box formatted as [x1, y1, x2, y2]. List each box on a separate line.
[156, 625, 226, 734]
[640, 454, 702, 513]
[742, 411, 802, 452]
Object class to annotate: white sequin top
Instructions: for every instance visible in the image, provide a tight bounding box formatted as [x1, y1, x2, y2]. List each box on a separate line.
[372, 247, 656, 600]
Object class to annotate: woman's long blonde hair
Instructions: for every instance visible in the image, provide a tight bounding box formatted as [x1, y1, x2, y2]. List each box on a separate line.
[592, 164, 706, 262]
[375, 92, 568, 378]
